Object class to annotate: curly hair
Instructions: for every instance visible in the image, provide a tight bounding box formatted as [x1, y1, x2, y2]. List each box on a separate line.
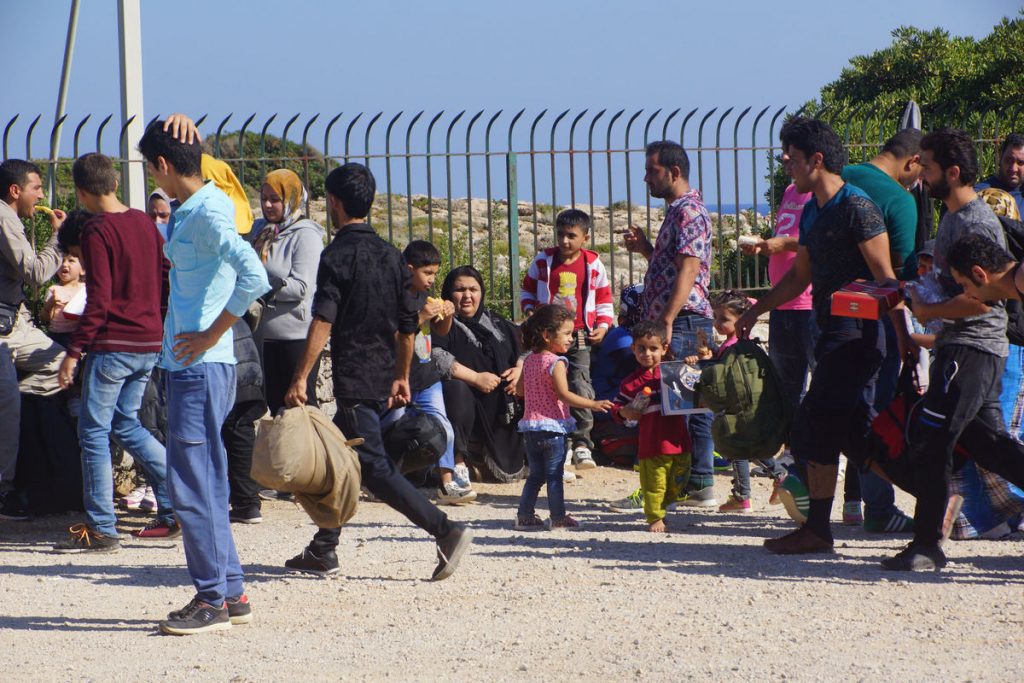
[710, 289, 753, 317]
[521, 304, 574, 352]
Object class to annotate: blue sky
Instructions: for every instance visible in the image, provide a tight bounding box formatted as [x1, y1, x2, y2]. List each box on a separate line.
[3, 0, 1018, 211]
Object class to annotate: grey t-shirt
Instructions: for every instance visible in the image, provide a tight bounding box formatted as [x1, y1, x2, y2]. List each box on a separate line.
[933, 197, 1008, 357]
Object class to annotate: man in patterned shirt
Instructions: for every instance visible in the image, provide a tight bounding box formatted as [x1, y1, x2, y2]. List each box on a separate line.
[735, 118, 913, 555]
[623, 140, 717, 507]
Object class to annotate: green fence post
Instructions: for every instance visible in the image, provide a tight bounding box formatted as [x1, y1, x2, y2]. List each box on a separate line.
[506, 151, 520, 317]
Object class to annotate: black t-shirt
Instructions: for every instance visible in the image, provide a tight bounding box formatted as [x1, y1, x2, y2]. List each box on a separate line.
[311, 224, 419, 401]
[798, 184, 886, 320]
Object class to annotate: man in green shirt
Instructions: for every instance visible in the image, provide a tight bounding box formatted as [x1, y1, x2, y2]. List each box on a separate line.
[840, 128, 923, 534]
[842, 129, 923, 280]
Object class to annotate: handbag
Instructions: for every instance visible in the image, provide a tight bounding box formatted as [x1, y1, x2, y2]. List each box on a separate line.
[0, 301, 19, 336]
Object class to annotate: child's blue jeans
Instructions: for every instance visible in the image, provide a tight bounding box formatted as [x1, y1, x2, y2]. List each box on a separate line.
[517, 430, 567, 521]
[381, 381, 456, 471]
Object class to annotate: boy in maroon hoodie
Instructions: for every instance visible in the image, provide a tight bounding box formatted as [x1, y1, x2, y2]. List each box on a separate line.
[53, 153, 176, 552]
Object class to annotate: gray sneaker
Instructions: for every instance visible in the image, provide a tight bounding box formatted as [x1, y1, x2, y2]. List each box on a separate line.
[673, 485, 717, 508]
[572, 445, 597, 470]
[608, 487, 644, 513]
[437, 481, 477, 505]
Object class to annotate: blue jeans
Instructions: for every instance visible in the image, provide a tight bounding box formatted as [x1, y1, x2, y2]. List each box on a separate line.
[165, 363, 243, 605]
[517, 431, 567, 520]
[78, 352, 171, 537]
[381, 381, 456, 471]
[857, 316, 901, 519]
[670, 314, 714, 489]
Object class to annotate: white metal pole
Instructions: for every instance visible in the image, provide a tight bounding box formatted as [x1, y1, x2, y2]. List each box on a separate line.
[117, 0, 145, 209]
[48, 0, 80, 204]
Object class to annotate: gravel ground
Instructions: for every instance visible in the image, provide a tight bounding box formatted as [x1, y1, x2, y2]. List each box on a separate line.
[1, 466, 1022, 682]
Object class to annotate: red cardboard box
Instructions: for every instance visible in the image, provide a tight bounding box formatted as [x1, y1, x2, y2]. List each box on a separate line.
[830, 279, 901, 320]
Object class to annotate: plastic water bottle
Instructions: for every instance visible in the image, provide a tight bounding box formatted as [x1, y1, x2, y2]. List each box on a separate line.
[623, 386, 653, 427]
[552, 271, 578, 316]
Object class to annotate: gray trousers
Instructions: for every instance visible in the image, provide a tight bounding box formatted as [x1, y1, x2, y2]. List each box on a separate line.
[0, 306, 64, 490]
[566, 331, 595, 450]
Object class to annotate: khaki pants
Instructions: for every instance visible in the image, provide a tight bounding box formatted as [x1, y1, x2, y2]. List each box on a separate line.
[0, 306, 64, 488]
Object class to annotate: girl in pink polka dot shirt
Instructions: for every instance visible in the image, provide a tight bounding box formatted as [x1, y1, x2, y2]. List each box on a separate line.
[515, 305, 613, 530]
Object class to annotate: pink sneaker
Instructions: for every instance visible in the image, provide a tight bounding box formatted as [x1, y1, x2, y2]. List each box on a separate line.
[118, 485, 147, 511]
[132, 518, 181, 539]
[719, 495, 752, 512]
[137, 487, 157, 513]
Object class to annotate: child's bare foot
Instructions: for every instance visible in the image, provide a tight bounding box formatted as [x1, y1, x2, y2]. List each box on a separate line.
[648, 519, 666, 533]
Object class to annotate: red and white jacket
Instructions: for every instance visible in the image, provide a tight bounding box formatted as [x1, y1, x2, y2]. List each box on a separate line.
[520, 248, 614, 330]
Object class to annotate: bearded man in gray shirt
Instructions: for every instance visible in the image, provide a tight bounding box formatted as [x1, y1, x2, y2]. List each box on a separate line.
[895, 129, 1024, 572]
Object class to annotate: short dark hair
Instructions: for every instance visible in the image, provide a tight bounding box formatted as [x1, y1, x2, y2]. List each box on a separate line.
[630, 319, 669, 345]
[882, 129, 924, 159]
[919, 128, 978, 186]
[57, 209, 95, 252]
[555, 208, 591, 234]
[780, 117, 847, 174]
[1000, 133, 1024, 157]
[72, 153, 118, 196]
[0, 159, 41, 200]
[710, 289, 753, 317]
[520, 303, 574, 352]
[946, 233, 1015, 281]
[137, 119, 202, 177]
[324, 163, 375, 218]
[645, 140, 690, 180]
[403, 240, 441, 268]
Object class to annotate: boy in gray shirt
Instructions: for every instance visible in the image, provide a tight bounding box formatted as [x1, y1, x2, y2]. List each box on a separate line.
[897, 129, 1024, 572]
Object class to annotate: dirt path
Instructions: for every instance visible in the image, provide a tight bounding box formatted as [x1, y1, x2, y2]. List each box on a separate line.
[1, 467, 1021, 681]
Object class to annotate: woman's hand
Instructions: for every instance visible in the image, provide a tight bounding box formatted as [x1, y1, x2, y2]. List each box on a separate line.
[472, 371, 501, 393]
[590, 399, 614, 413]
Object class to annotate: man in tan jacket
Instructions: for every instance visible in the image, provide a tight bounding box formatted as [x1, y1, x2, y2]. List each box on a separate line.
[0, 159, 66, 520]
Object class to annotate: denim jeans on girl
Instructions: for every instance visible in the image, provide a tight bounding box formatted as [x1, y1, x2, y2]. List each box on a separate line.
[78, 351, 172, 537]
[165, 362, 243, 606]
[517, 431, 567, 521]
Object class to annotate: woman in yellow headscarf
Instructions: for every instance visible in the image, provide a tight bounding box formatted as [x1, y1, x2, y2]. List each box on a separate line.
[201, 154, 254, 234]
[248, 169, 326, 419]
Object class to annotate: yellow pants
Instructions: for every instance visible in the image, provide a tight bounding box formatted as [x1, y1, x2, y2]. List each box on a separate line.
[638, 453, 692, 524]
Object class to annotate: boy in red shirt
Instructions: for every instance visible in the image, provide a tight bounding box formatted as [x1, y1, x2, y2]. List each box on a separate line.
[610, 320, 691, 532]
[521, 209, 614, 470]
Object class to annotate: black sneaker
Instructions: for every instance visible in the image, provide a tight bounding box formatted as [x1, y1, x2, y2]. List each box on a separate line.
[0, 490, 30, 521]
[880, 543, 947, 572]
[432, 522, 473, 581]
[53, 524, 121, 553]
[226, 595, 253, 625]
[229, 507, 263, 524]
[159, 597, 231, 635]
[284, 547, 340, 575]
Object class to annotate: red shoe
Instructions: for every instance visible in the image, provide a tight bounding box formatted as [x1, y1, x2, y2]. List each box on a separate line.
[132, 518, 181, 539]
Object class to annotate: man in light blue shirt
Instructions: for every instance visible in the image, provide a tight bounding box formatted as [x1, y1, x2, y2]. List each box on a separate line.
[138, 119, 269, 635]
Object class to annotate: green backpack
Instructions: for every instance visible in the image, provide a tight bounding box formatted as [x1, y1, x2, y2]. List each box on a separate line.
[698, 338, 791, 461]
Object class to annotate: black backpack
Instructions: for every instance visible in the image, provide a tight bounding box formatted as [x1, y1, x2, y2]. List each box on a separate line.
[382, 411, 447, 474]
[997, 215, 1024, 346]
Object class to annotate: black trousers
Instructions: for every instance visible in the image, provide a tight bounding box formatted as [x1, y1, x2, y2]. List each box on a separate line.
[910, 344, 1024, 545]
[221, 399, 267, 512]
[263, 339, 319, 415]
[309, 400, 452, 554]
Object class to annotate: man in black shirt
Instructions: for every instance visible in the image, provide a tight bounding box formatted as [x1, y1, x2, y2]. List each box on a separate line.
[283, 163, 472, 580]
[736, 118, 912, 555]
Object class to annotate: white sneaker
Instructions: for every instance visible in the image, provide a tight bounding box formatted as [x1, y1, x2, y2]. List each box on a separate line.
[562, 468, 576, 483]
[138, 487, 157, 513]
[571, 445, 597, 470]
[437, 481, 477, 505]
[118, 485, 147, 511]
[453, 463, 472, 489]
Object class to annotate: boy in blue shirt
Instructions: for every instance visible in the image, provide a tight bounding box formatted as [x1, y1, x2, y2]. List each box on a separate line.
[138, 120, 269, 635]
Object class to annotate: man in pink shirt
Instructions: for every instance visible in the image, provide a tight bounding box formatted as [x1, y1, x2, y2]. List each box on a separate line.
[742, 183, 814, 420]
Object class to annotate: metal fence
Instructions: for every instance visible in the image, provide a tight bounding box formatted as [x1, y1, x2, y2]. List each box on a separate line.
[3, 104, 1018, 315]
